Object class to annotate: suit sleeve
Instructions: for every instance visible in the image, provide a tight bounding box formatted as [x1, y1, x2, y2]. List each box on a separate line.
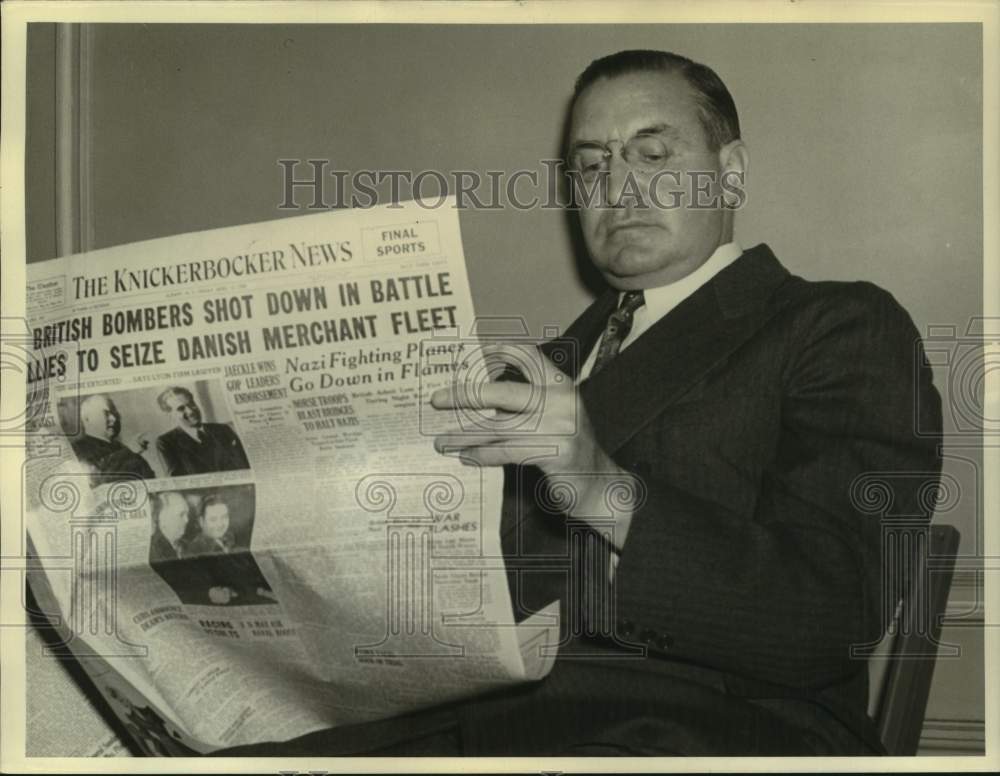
[135, 452, 156, 480]
[156, 434, 184, 477]
[610, 284, 943, 690]
[219, 425, 250, 470]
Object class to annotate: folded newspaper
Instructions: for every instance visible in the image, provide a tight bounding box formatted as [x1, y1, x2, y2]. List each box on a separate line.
[23, 198, 559, 755]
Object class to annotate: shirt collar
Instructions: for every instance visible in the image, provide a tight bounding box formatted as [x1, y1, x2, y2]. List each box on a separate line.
[180, 424, 204, 441]
[636, 241, 743, 324]
[577, 241, 744, 383]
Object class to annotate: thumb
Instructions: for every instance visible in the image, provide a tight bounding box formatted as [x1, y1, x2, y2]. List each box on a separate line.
[479, 341, 572, 385]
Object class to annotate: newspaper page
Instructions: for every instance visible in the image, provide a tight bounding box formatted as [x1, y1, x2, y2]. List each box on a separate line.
[25, 626, 131, 757]
[23, 198, 559, 752]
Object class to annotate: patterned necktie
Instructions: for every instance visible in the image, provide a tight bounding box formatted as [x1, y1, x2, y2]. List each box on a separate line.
[590, 290, 645, 376]
[578, 290, 644, 640]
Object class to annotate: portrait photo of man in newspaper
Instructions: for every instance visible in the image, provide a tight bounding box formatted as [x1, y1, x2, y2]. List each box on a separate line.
[59, 380, 250, 482]
[155, 386, 251, 476]
[62, 392, 155, 487]
[147, 485, 277, 608]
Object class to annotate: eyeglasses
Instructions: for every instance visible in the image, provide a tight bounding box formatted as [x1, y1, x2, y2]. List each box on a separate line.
[568, 135, 672, 182]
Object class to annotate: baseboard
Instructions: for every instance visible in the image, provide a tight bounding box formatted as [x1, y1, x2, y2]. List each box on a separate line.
[917, 569, 985, 755]
[918, 718, 986, 756]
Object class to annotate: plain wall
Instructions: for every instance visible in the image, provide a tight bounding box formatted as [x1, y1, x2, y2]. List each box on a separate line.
[26, 24, 983, 327]
[24, 23, 56, 264]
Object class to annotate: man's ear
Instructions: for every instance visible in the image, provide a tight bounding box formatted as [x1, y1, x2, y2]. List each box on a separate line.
[718, 139, 749, 209]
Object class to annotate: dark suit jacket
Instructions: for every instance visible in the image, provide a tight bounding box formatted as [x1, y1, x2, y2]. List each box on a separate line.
[148, 530, 182, 564]
[185, 533, 234, 557]
[70, 434, 155, 486]
[195, 551, 276, 606]
[156, 423, 250, 476]
[456, 243, 943, 755]
[215, 244, 942, 756]
[149, 531, 272, 607]
[148, 530, 206, 601]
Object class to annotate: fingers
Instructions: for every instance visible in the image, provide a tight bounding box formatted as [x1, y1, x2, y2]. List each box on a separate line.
[430, 380, 538, 412]
[478, 341, 566, 384]
[429, 342, 575, 461]
[434, 432, 505, 454]
[430, 341, 569, 409]
[436, 438, 529, 468]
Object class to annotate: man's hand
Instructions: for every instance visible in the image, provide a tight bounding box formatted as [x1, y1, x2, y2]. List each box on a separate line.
[131, 433, 150, 454]
[208, 586, 236, 605]
[430, 343, 638, 548]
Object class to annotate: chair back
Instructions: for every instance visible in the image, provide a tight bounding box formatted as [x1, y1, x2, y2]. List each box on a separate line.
[871, 524, 960, 755]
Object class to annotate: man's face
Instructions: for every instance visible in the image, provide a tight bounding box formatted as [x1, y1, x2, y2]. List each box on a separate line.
[202, 504, 230, 540]
[81, 395, 121, 442]
[570, 70, 734, 289]
[158, 497, 188, 543]
[165, 392, 202, 430]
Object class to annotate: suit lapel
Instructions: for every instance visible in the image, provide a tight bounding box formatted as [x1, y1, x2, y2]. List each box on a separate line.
[541, 288, 617, 381]
[563, 244, 792, 455]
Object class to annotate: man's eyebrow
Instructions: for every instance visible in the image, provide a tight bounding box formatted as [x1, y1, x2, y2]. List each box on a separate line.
[635, 123, 680, 138]
[568, 139, 605, 152]
[569, 123, 681, 150]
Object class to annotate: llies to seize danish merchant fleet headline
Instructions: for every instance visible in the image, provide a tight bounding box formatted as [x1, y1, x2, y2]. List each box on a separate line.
[22, 197, 559, 755]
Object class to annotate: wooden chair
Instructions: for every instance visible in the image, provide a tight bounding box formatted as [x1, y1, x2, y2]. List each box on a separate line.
[869, 524, 961, 755]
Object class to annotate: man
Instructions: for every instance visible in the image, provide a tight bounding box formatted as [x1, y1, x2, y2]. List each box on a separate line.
[155, 387, 250, 476]
[183, 494, 239, 605]
[148, 491, 191, 565]
[148, 490, 202, 602]
[70, 394, 155, 486]
[185, 494, 236, 556]
[219, 49, 942, 756]
[147, 490, 271, 606]
[184, 494, 277, 606]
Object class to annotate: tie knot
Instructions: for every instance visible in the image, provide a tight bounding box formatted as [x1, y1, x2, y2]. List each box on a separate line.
[619, 290, 645, 315]
[589, 290, 645, 378]
[611, 290, 645, 325]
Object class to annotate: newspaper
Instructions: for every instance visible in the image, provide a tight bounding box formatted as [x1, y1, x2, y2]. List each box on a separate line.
[23, 198, 559, 753]
[25, 625, 131, 757]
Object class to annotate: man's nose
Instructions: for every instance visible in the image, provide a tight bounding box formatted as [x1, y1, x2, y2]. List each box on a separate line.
[605, 153, 633, 208]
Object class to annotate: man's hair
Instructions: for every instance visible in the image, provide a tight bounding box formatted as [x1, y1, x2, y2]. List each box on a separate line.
[153, 491, 188, 530]
[573, 49, 740, 151]
[80, 393, 112, 414]
[157, 386, 194, 412]
[79, 393, 117, 436]
[201, 494, 228, 516]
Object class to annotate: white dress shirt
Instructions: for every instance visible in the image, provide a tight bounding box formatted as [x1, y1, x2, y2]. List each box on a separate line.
[578, 241, 744, 382]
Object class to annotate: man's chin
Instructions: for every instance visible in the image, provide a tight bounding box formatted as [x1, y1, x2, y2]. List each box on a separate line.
[602, 273, 647, 291]
[598, 245, 702, 289]
[599, 252, 668, 289]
